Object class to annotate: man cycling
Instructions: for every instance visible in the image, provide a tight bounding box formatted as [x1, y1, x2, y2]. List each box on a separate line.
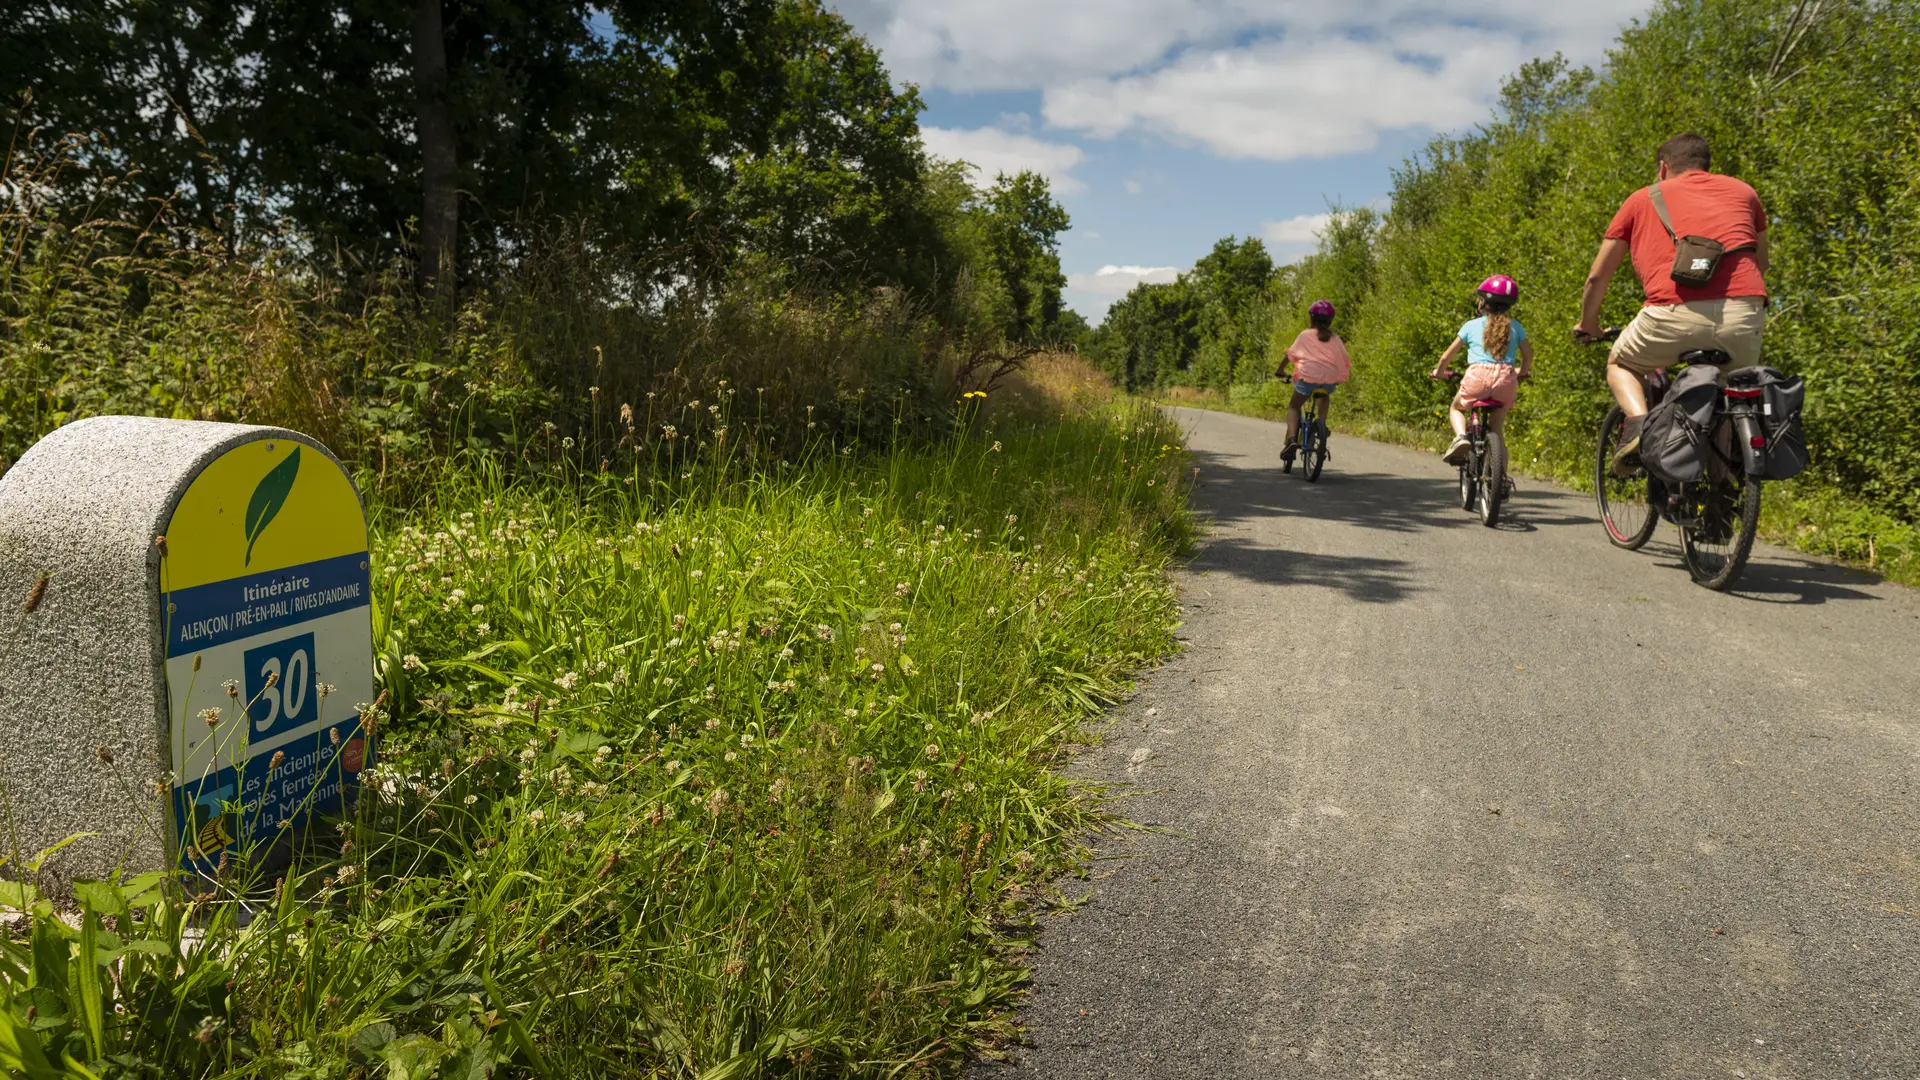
[1572, 132, 1770, 475]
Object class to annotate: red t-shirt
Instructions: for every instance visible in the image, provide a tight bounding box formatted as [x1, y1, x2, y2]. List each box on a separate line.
[1605, 171, 1768, 306]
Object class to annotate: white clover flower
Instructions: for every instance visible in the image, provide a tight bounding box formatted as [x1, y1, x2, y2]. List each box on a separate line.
[402, 654, 424, 671]
[557, 671, 580, 690]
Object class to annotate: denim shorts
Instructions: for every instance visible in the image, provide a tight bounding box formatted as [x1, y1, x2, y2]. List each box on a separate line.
[1293, 381, 1340, 397]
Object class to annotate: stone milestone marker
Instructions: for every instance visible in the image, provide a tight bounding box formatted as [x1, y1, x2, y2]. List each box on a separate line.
[0, 417, 375, 892]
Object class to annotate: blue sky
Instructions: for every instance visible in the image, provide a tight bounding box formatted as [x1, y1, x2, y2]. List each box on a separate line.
[829, 0, 1655, 321]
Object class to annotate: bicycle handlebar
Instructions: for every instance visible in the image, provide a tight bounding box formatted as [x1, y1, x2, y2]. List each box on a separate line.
[1573, 326, 1624, 345]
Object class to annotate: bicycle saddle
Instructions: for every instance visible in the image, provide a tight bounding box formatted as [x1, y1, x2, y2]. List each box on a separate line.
[1677, 348, 1732, 366]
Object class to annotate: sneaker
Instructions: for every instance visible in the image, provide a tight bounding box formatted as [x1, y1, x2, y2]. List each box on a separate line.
[1442, 435, 1471, 465]
[1280, 441, 1298, 463]
[1609, 415, 1645, 477]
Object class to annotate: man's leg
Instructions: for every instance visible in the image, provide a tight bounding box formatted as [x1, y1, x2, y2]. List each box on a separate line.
[1604, 306, 1689, 474]
[1607, 361, 1650, 417]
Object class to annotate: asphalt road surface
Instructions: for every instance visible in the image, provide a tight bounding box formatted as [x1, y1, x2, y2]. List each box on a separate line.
[973, 406, 1920, 1080]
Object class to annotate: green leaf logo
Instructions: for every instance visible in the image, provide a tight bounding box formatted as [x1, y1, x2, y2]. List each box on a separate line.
[244, 447, 301, 566]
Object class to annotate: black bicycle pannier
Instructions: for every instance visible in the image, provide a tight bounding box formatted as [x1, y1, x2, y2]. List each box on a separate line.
[1639, 364, 1721, 485]
[1752, 367, 1808, 480]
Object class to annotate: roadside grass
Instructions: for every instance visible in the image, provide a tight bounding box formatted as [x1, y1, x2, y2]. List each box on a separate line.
[1158, 387, 1920, 587]
[1, 387, 1192, 1078]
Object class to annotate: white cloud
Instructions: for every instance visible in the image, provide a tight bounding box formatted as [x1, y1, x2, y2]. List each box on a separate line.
[1067, 264, 1183, 297]
[836, 1, 1652, 161]
[1260, 211, 1332, 263]
[920, 125, 1088, 194]
[1262, 211, 1331, 247]
[1044, 29, 1527, 161]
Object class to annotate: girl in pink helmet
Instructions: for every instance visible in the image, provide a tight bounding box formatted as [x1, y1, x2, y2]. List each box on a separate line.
[1279, 300, 1352, 463]
[1428, 275, 1534, 464]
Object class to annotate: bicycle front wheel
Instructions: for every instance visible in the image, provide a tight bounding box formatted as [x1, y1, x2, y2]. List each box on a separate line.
[1680, 473, 1761, 590]
[1478, 432, 1506, 527]
[1596, 407, 1657, 550]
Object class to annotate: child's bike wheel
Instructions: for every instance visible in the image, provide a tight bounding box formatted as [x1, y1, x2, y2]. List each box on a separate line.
[1477, 432, 1507, 527]
[1458, 458, 1476, 510]
[1304, 423, 1327, 482]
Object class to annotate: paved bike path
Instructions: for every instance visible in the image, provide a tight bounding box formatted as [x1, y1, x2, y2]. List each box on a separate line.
[975, 406, 1920, 1079]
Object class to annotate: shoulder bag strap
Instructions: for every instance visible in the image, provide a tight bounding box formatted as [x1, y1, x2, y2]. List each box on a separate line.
[1646, 182, 1679, 241]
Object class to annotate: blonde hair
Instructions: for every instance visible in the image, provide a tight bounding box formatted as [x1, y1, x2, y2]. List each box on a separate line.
[1481, 299, 1513, 364]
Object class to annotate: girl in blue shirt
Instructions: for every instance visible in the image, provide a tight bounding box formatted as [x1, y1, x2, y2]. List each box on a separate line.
[1428, 274, 1534, 464]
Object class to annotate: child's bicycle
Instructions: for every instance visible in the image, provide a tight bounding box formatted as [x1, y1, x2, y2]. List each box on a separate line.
[1283, 387, 1332, 482]
[1431, 373, 1513, 527]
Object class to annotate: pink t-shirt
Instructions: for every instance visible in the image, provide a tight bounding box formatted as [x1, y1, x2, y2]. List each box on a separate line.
[1286, 330, 1352, 384]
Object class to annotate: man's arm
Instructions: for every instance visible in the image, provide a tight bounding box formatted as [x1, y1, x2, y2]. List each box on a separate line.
[1754, 229, 1769, 275]
[1576, 238, 1631, 337]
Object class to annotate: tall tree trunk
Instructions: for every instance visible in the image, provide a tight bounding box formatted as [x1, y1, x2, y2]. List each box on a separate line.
[412, 0, 458, 299]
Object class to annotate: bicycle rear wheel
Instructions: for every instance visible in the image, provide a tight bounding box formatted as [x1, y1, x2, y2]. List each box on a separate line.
[1304, 420, 1327, 482]
[1680, 473, 1761, 590]
[1596, 407, 1657, 550]
[1478, 432, 1506, 527]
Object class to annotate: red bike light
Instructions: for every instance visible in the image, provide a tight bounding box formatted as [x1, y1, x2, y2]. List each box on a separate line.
[1750, 434, 1766, 448]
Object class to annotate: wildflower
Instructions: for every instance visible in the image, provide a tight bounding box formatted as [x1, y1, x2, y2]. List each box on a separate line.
[725, 751, 738, 762]
[662, 425, 678, 440]
[268, 750, 286, 771]
[557, 671, 580, 691]
[620, 403, 633, 424]
[199, 707, 221, 727]
[471, 603, 484, 615]
[778, 647, 794, 660]
[222, 679, 241, 698]
[705, 717, 721, 729]
[815, 624, 835, 642]
[924, 742, 940, 760]
[336, 863, 358, 884]
[665, 760, 682, 774]
[477, 622, 491, 636]
[705, 789, 730, 814]
[520, 748, 537, 763]
[402, 654, 424, 672]
[528, 809, 546, 824]
[464, 794, 479, 805]
[893, 582, 911, 597]
[317, 682, 335, 701]
[992, 441, 1002, 452]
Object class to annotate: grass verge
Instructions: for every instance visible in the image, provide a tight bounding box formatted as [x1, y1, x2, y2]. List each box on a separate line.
[1, 386, 1191, 1078]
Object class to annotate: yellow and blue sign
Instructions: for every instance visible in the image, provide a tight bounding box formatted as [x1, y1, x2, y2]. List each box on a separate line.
[161, 437, 374, 872]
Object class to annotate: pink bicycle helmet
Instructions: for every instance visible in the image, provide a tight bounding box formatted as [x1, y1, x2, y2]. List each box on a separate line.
[1308, 300, 1336, 317]
[1476, 274, 1519, 302]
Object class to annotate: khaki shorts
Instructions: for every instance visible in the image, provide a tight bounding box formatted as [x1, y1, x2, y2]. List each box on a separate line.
[1609, 297, 1766, 374]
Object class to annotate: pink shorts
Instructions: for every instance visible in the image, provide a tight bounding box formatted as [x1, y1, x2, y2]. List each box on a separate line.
[1456, 364, 1519, 407]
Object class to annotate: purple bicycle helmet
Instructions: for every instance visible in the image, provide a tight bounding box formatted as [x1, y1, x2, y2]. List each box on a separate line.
[1308, 300, 1336, 318]
[1476, 274, 1519, 303]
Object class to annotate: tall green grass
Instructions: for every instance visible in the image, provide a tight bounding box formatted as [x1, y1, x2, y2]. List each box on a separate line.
[2, 390, 1191, 1078]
